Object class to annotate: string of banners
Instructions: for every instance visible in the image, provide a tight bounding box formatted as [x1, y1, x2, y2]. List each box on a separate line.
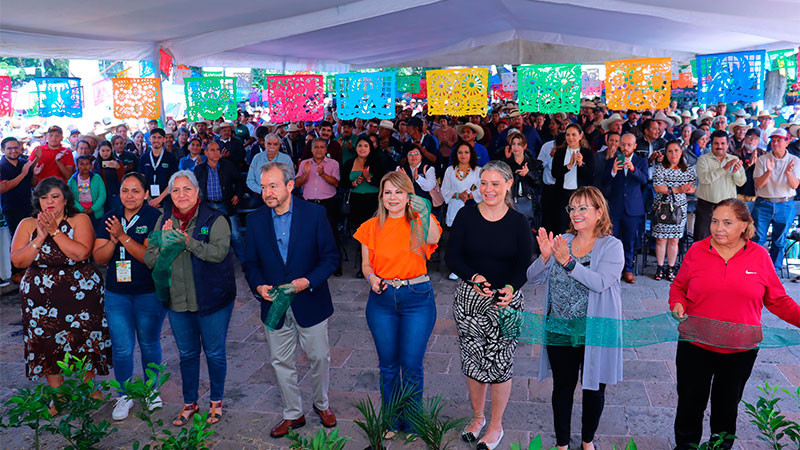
[7, 48, 796, 119]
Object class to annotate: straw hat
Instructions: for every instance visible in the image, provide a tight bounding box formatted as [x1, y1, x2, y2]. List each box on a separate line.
[212, 121, 235, 133]
[727, 118, 751, 134]
[733, 108, 751, 119]
[601, 113, 624, 131]
[286, 123, 302, 133]
[756, 110, 776, 119]
[779, 121, 800, 138]
[580, 99, 597, 109]
[455, 123, 484, 141]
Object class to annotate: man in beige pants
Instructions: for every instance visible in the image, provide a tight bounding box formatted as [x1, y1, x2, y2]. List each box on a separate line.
[241, 161, 339, 438]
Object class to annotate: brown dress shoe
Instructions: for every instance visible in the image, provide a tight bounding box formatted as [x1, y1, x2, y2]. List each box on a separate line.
[313, 404, 337, 427]
[270, 416, 306, 438]
[622, 271, 636, 284]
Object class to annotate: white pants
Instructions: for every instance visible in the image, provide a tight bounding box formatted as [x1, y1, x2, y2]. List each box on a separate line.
[266, 308, 330, 420]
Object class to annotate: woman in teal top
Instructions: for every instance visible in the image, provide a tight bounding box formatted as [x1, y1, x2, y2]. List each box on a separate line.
[340, 137, 388, 277]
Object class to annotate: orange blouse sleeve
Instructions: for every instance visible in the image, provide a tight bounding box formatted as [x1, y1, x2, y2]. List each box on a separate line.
[353, 217, 378, 251]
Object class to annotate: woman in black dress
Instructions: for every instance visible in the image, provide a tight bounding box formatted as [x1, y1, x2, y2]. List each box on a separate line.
[340, 137, 388, 277]
[447, 160, 534, 450]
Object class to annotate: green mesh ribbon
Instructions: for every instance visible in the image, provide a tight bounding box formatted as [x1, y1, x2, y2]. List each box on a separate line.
[498, 309, 800, 349]
[147, 230, 187, 302]
[263, 284, 298, 331]
[409, 195, 432, 259]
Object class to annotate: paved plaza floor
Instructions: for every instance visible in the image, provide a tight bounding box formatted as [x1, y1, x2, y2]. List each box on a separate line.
[2, 260, 800, 449]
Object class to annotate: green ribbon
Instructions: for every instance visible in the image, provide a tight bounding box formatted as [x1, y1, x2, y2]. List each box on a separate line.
[498, 309, 800, 349]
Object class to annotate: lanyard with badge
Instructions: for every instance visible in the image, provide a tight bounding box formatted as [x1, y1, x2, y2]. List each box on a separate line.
[149, 151, 164, 197]
[115, 215, 139, 282]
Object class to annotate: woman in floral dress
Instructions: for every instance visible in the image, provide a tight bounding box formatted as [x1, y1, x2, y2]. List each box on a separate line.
[10, 177, 111, 388]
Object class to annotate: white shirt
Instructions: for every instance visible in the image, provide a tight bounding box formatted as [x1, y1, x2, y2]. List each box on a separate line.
[754, 151, 800, 199]
[562, 147, 582, 190]
[538, 140, 556, 185]
[441, 166, 482, 227]
[397, 163, 437, 192]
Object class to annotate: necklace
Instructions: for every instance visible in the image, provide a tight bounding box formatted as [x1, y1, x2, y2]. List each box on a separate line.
[455, 167, 470, 181]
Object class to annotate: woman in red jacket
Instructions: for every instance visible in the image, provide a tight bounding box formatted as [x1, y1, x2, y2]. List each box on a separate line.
[669, 198, 800, 450]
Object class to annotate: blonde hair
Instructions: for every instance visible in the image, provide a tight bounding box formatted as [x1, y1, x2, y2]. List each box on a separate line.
[376, 171, 416, 227]
[566, 186, 613, 237]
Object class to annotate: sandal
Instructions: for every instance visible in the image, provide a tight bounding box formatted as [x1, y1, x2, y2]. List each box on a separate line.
[654, 265, 665, 281]
[172, 403, 199, 427]
[207, 400, 222, 425]
[667, 266, 677, 281]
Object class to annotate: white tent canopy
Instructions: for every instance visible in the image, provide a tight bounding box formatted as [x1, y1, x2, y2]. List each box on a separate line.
[1, 0, 798, 70]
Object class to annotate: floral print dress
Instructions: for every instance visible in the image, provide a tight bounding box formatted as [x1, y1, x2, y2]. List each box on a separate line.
[20, 219, 111, 380]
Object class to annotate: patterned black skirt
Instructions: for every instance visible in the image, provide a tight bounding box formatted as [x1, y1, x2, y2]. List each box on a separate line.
[452, 280, 523, 383]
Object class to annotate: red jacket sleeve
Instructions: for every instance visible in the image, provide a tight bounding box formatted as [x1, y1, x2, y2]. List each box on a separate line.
[761, 250, 800, 328]
[669, 243, 696, 310]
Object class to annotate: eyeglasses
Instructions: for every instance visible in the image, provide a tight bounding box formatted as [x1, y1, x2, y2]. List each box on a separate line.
[407, 151, 421, 157]
[566, 205, 596, 215]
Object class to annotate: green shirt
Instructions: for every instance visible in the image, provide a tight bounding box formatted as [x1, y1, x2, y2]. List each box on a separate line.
[350, 170, 379, 194]
[144, 209, 231, 312]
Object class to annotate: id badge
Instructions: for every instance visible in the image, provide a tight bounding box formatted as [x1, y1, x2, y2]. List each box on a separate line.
[116, 260, 132, 282]
[150, 184, 160, 197]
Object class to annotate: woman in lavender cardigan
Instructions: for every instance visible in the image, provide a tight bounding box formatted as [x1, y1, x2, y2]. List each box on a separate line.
[526, 186, 624, 450]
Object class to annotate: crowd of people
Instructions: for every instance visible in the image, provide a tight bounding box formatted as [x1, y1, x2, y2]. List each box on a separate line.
[3, 96, 800, 450]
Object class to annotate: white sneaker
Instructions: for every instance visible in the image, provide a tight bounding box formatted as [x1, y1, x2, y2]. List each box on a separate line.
[148, 395, 163, 411]
[448, 272, 459, 280]
[112, 396, 134, 421]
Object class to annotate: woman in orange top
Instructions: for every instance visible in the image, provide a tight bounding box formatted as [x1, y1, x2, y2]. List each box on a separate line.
[354, 171, 441, 436]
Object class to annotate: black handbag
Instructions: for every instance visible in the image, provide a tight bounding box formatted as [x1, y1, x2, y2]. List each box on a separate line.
[651, 188, 680, 225]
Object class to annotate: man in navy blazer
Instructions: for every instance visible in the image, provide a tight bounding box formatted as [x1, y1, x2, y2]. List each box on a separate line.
[242, 161, 339, 438]
[603, 133, 649, 283]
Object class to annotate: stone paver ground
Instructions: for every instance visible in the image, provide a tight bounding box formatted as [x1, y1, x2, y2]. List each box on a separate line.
[2, 259, 800, 449]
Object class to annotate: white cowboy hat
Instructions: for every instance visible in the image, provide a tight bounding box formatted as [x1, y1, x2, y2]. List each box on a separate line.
[756, 110, 776, 119]
[733, 108, 751, 119]
[580, 100, 597, 109]
[286, 123, 302, 133]
[699, 111, 715, 122]
[654, 111, 674, 128]
[601, 113, 624, 131]
[680, 110, 693, 118]
[378, 119, 397, 134]
[455, 122, 484, 141]
[727, 118, 751, 134]
[667, 111, 682, 125]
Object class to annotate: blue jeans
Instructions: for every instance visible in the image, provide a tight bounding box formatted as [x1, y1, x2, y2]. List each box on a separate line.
[365, 281, 436, 431]
[167, 301, 234, 404]
[205, 202, 245, 260]
[104, 291, 166, 395]
[753, 199, 795, 271]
